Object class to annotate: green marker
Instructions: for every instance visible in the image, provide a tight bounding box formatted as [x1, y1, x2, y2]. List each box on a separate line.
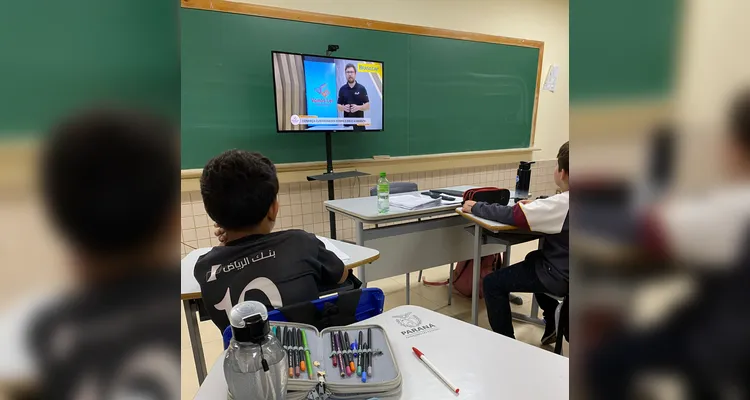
[300, 329, 313, 379]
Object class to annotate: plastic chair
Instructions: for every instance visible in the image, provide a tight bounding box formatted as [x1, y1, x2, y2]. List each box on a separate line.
[223, 288, 385, 349]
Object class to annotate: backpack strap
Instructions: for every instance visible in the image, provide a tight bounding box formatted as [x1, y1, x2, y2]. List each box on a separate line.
[278, 289, 363, 330]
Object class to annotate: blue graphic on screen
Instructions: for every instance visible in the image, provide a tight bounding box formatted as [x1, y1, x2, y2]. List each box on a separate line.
[303, 58, 338, 128]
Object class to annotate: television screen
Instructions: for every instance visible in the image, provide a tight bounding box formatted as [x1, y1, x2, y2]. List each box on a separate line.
[272, 51, 384, 132]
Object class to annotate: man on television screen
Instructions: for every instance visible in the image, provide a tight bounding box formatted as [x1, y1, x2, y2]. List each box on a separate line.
[337, 63, 369, 131]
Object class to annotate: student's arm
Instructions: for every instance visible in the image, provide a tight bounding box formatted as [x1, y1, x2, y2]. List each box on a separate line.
[470, 192, 569, 233]
[313, 237, 348, 284]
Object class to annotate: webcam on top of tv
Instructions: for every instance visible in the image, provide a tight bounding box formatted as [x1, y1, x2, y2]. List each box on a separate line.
[326, 44, 339, 56]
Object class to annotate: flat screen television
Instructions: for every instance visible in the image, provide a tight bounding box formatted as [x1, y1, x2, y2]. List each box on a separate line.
[271, 51, 384, 132]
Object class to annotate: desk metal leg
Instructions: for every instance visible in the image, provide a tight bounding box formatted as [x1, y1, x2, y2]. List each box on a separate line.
[355, 221, 367, 288]
[405, 273, 410, 305]
[183, 299, 208, 384]
[448, 262, 454, 306]
[471, 224, 482, 325]
[530, 294, 540, 319]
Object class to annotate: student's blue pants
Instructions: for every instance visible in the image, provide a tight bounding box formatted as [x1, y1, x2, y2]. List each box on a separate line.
[482, 260, 560, 338]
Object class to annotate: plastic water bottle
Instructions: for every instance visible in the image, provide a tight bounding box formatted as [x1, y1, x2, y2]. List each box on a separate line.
[377, 172, 390, 214]
[224, 301, 287, 400]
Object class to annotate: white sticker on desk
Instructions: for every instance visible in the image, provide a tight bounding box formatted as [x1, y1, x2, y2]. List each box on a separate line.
[392, 312, 439, 338]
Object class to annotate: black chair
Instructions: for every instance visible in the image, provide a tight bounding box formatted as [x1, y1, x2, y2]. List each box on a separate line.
[554, 295, 569, 355]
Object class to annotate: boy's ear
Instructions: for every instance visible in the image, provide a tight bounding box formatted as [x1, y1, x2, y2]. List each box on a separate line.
[268, 198, 280, 221]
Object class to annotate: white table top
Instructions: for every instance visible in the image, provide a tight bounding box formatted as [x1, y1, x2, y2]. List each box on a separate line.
[181, 236, 380, 300]
[325, 185, 477, 223]
[194, 305, 569, 399]
[455, 208, 517, 232]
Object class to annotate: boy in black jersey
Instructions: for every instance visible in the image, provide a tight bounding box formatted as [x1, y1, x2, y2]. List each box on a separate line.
[195, 150, 347, 332]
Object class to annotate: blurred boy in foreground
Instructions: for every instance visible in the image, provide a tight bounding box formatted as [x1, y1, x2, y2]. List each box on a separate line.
[587, 89, 750, 398]
[24, 109, 180, 399]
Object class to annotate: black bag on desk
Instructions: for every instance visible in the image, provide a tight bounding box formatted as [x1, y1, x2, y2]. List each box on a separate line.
[463, 187, 511, 206]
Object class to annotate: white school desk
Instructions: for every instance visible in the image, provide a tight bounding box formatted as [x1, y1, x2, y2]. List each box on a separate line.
[324, 186, 508, 302]
[181, 237, 380, 384]
[456, 209, 546, 326]
[194, 305, 569, 400]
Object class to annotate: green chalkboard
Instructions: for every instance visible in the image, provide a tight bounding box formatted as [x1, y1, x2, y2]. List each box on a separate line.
[570, 0, 682, 103]
[180, 8, 540, 169]
[0, 1, 180, 138]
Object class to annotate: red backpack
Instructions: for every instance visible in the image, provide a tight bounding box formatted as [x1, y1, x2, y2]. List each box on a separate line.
[451, 187, 510, 297]
[451, 253, 501, 298]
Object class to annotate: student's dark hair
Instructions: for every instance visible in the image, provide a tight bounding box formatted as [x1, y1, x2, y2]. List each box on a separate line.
[730, 88, 750, 153]
[41, 107, 178, 254]
[200, 150, 279, 230]
[345, 63, 357, 73]
[557, 141, 569, 174]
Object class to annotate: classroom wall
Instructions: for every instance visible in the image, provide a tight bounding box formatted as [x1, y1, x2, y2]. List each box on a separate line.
[179, 0, 569, 256]
[180, 162, 559, 256]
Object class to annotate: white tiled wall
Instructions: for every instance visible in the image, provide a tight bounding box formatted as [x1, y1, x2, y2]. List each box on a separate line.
[180, 160, 560, 257]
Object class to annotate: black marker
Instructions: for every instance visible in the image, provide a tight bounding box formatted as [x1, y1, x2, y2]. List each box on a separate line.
[297, 328, 306, 375]
[360, 342, 368, 383]
[342, 332, 352, 374]
[285, 329, 293, 378]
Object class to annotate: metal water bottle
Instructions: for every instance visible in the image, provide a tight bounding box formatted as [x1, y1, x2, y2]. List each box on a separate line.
[515, 161, 535, 199]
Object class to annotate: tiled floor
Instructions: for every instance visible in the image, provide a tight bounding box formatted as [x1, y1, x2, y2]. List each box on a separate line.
[180, 240, 568, 398]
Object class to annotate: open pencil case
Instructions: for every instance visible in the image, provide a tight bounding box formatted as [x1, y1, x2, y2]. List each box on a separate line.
[269, 322, 402, 399]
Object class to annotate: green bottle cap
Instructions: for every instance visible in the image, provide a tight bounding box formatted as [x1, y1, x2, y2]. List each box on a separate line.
[379, 172, 386, 177]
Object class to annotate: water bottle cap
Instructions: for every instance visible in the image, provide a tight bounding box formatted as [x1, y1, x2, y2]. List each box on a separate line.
[379, 172, 386, 177]
[229, 301, 268, 328]
[229, 301, 270, 343]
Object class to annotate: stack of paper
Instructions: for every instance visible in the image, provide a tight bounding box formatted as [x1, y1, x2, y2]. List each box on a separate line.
[389, 194, 441, 210]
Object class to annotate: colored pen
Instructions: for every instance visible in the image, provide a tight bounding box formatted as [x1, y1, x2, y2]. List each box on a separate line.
[297, 328, 306, 373]
[413, 347, 460, 394]
[344, 332, 356, 374]
[367, 328, 373, 376]
[357, 339, 364, 376]
[330, 333, 337, 367]
[292, 328, 303, 378]
[360, 343, 368, 383]
[301, 329, 313, 379]
[358, 331, 363, 358]
[285, 329, 293, 378]
[275, 325, 281, 343]
[334, 332, 345, 377]
[339, 332, 352, 376]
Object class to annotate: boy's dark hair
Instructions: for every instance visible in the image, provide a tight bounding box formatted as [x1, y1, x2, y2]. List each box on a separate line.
[41, 108, 178, 254]
[345, 63, 357, 73]
[557, 141, 569, 174]
[200, 150, 279, 230]
[730, 89, 750, 153]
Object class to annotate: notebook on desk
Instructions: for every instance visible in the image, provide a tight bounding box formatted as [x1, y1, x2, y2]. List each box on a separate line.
[389, 194, 441, 210]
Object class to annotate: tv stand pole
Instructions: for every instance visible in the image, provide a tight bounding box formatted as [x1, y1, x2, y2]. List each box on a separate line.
[306, 131, 369, 239]
[324, 132, 336, 236]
